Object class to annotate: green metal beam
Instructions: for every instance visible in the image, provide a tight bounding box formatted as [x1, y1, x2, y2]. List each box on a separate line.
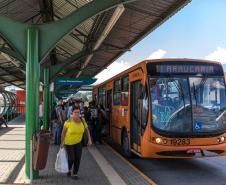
[49, 46, 117, 81]
[48, 48, 130, 82]
[50, 52, 85, 80]
[0, 16, 27, 59]
[49, 49, 102, 80]
[0, 0, 133, 63]
[39, 0, 134, 61]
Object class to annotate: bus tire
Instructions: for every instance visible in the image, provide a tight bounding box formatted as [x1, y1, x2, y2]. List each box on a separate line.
[122, 130, 132, 157]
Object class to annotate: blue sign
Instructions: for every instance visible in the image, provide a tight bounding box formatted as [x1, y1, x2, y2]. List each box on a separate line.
[195, 121, 202, 130]
[55, 78, 97, 86]
[58, 90, 78, 94]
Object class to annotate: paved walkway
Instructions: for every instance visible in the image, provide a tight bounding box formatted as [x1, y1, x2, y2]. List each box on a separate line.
[0, 115, 153, 185]
[0, 115, 25, 184]
[97, 145, 155, 185]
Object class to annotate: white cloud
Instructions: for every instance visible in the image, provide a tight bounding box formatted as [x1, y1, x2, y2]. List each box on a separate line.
[147, 49, 167, 59]
[94, 60, 131, 85]
[205, 47, 226, 64]
[93, 49, 167, 85]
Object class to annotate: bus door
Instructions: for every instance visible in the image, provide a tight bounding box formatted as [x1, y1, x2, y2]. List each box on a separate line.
[106, 90, 112, 136]
[130, 80, 142, 153]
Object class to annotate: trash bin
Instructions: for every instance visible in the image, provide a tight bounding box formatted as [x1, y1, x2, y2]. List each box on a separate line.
[33, 130, 51, 170]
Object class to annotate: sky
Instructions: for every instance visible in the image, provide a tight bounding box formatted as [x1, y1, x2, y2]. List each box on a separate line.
[94, 0, 226, 84]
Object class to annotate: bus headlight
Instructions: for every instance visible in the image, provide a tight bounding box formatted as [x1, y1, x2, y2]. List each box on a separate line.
[155, 138, 162, 144]
[217, 137, 225, 143]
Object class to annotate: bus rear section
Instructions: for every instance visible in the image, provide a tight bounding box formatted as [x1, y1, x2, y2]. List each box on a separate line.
[142, 59, 226, 158]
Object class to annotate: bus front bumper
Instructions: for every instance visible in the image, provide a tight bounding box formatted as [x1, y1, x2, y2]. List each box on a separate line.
[141, 142, 226, 158]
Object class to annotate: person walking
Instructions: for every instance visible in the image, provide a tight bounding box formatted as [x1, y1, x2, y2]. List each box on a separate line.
[60, 106, 92, 179]
[55, 99, 67, 145]
[89, 102, 99, 144]
[98, 104, 108, 141]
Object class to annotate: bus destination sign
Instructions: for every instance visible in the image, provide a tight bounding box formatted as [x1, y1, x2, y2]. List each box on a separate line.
[147, 61, 224, 76]
[156, 65, 214, 74]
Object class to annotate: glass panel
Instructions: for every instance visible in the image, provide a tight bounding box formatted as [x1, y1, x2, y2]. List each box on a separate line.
[122, 76, 129, 91]
[150, 78, 192, 133]
[114, 80, 121, 105]
[121, 92, 128, 106]
[189, 77, 226, 132]
[98, 86, 106, 107]
[121, 77, 129, 106]
[114, 80, 121, 92]
[113, 92, 120, 105]
[107, 90, 112, 109]
[141, 87, 148, 131]
[131, 81, 141, 145]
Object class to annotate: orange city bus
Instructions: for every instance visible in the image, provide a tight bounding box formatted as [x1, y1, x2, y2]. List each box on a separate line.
[93, 59, 226, 158]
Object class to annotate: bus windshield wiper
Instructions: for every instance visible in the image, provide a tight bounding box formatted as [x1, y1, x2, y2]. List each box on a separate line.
[216, 110, 226, 122]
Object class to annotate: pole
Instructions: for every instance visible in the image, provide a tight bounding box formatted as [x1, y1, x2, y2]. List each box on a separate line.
[25, 26, 39, 179]
[43, 68, 50, 129]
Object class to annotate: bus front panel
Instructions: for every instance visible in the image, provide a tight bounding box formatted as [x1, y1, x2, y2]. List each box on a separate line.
[145, 60, 226, 158]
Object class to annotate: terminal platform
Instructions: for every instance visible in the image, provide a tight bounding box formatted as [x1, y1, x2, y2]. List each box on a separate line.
[0, 115, 154, 185]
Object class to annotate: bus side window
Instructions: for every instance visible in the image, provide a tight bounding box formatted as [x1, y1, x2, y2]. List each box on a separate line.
[113, 79, 121, 105]
[121, 76, 129, 106]
[141, 86, 148, 134]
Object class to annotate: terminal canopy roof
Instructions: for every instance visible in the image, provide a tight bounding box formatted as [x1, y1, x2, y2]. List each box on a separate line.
[0, 0, 190, 89]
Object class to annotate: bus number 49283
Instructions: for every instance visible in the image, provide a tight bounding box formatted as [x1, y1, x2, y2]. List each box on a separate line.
[170, 138, 190, 146]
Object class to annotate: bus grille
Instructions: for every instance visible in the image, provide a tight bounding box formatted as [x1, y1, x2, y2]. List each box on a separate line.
[156, 150, 224, 157]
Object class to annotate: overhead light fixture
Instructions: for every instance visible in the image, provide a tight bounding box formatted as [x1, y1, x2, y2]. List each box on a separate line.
[76, 4, 125, 77]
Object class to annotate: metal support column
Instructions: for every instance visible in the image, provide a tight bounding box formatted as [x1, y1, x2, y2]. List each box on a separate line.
[43, 68, 50, 129]
[25, 27, 40, 179]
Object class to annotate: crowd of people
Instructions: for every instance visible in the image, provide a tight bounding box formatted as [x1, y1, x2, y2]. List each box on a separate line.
[50, 98, 108, 179]
[51, 98, 108, 146]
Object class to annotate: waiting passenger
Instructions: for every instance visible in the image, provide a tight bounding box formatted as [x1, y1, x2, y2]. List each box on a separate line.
[67, 101, 74, 120]
[54, 99, 67, 145]
[79, 101, 85, 118]
[98, 105, 108, 141]
[89, 102, 99, 144]
[84, 106, 91, 126]
[0, 115, 7, 128]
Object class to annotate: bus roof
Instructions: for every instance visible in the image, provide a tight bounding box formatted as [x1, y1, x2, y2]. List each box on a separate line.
[145, 58, 221, 65]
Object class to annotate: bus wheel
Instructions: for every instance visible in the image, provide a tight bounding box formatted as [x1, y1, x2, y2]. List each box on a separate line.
[122, 130, 131, 157]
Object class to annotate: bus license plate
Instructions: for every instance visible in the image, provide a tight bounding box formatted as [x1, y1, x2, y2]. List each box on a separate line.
[170, 138, 190, 146]
[187, 149, 201, 154]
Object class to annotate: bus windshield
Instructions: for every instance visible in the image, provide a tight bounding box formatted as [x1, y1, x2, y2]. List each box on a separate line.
[150, 77, 226, 134]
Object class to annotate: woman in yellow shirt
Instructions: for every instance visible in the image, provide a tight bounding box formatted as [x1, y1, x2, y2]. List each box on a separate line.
[60, 106, 92, 178]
